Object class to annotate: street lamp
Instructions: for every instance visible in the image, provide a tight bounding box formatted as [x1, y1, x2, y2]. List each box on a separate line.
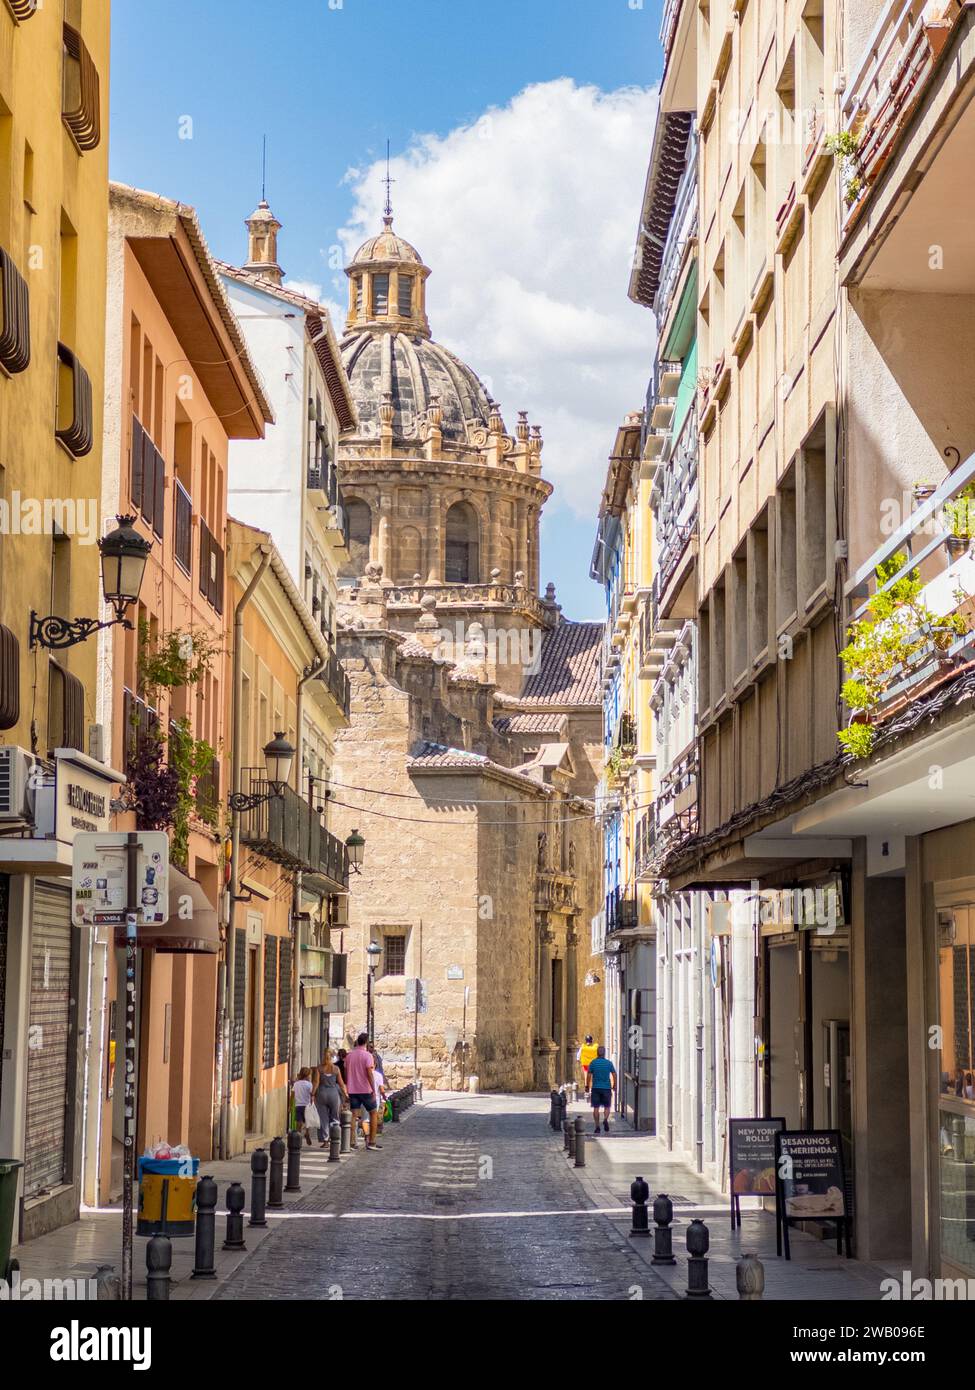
[366, 939, 382, 1042]
[228, 732, 296, 812]
[29, 514, 152, 650]
[345, 827, 365, 874]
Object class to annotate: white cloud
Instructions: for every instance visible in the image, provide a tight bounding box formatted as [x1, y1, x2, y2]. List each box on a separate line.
[283, 277, 324, 303]
[335, 79, 659, 518]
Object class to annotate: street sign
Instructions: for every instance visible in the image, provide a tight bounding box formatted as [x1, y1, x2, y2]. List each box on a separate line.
[446, 963, 464, 980]
[404, 977, 428, 1014]
[72, 831, 170, 927]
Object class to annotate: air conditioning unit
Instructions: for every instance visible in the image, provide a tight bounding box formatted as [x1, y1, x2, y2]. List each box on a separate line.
[0, 746, 36, 822]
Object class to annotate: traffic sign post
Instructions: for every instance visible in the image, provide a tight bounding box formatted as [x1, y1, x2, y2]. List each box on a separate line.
[73, 829, 171, 1300]
[405, 978, 427, 1091]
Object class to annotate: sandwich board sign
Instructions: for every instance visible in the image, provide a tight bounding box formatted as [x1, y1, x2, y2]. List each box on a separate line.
[72, 831, 170, 927]
[728, 1116, 784, 1246]
[774, 1128, 851, 1259]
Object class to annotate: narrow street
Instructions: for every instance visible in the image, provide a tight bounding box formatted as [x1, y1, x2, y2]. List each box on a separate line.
[215, 1095, 675, 1301]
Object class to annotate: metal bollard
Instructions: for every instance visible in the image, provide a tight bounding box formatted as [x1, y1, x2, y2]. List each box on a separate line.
[267, 1136, 286, 1209]
[574, 1114, 586, 1168]
[563, 1117, 571, 1153]
[285, 1128, 302, 1193]
[567, 1119, 577, 1160]
[685, 1218, 712, 1299]
[550, 1089, 561, 1130]
[329, 1120, 342, 1162]
[629, 1176, 651, 1238]
[146, 1232, 172, 1300]
[560, 1090, 568, 1126]
[94, 1264, 121, 1300]
[248, 1148, 268, 1227]
[222, 1181, 247, 1251]
[340, 1109, 352, 1154]
[191, 1174, 218, 1278]
[737, 1252, 765, 1300]
[651, 1193, 677, 1266]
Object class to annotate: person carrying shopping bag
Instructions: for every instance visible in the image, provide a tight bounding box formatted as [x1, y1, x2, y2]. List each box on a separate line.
[312, 1050, 348, 1147]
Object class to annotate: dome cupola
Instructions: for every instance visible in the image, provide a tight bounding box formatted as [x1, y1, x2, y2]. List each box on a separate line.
[345, 215, 431, 338]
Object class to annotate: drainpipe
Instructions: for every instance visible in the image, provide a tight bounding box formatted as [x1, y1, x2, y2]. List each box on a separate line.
[218, 542, 271, 1160]
[290, 654, 328, 1082]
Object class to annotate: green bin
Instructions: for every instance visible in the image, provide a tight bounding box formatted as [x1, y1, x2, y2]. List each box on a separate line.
[0, 1159, 23, 1286]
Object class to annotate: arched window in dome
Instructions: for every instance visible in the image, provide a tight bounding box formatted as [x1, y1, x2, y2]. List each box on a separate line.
[341, 497, 372, 579]
[445, 502, 479, 584]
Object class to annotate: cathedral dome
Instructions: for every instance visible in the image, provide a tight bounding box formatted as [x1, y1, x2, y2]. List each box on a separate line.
[340, 329, 492, 445]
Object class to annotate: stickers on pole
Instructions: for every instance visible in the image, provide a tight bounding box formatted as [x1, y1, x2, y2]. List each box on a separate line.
[72, 831, 170, 927]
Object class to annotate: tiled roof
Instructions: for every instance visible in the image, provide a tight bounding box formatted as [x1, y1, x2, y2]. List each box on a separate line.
[407, 742, 551, 795]
[518, 621, 603, 706]
[494, 712, 568, 736]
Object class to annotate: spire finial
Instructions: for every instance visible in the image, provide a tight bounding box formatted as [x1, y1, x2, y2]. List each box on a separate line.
[261, 134, 267, 204]
[383, 138, 395, 226]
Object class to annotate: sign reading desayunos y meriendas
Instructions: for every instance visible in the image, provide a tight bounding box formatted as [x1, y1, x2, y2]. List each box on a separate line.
[72, 830, 170, 927]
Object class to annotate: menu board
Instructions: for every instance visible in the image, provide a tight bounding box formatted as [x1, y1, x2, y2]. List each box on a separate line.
[729, 1117, 784, 1197]
[775, 1130, 847, 1220]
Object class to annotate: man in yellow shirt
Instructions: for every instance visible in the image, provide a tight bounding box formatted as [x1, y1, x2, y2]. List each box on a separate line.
[578, 1035, 598, 1088]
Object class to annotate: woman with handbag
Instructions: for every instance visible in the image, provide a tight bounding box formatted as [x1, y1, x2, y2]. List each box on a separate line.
[312, 1050, 348, 1147]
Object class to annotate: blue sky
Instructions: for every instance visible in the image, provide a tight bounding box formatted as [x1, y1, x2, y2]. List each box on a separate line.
[110, 0, 664, 618]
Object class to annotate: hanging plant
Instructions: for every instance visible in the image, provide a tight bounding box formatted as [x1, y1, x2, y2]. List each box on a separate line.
[127, 727, 180, 832]
[137, 621, 222, 706]
[167, 718, 218, 865]
[825, 130, 865, 207]
[837, 551, 969, 757]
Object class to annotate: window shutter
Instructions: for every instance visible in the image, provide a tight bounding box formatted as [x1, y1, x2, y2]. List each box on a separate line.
[0, 623, 20, 729]
[141, 431, 154, 532]
[277, 938, 291, 1065]
[152, 447, 165, 540]
[130, 417, 144, 511]
[262, 939, 277, 1070]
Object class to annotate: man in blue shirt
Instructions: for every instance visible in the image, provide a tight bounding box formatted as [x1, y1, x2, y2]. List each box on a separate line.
[585, 1045, 616, 1134]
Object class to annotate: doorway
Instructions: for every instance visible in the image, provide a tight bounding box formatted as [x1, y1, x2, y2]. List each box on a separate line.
[551, 957, 564, 1082]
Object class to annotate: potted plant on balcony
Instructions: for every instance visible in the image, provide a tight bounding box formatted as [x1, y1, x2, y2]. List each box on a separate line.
[837, 551, 970, 757]
[825, 129, 865, 207]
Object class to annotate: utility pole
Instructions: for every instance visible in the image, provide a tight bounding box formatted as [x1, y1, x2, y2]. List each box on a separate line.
[122, 829, 139, 1302]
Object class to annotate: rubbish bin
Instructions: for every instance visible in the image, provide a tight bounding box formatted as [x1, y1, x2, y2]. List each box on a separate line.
[136, 1156, 199, 1237]
[0, 1159, 23, 1285]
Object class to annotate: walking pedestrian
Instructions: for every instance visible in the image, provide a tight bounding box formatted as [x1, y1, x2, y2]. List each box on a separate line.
[312, 1050, 348, 1146]
[577, 1034, 598, 1086]
[585, 1045, 617, 1134]
[370, 1045, 388, 1133]
[293, 1067, 314, 1145]
[345, 1032, 382, 1150]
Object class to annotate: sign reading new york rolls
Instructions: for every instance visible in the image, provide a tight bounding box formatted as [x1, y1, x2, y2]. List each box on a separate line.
[729, 1117, 784, 1197]
[775, 1129, 847, 1220]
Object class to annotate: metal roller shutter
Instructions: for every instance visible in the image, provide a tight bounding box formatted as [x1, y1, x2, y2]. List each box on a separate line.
[24, 882, 72, 1198]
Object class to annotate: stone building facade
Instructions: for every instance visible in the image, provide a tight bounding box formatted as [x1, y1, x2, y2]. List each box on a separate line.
[327, 216, 604, 1090]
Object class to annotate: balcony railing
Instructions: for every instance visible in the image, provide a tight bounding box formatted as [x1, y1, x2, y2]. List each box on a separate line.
[605, 886, 638, 934]
[840, 0, 965, 224]
[318, 646, 350, 720]
[383, 579, 548, 625]
[659, 0, 686, 68]
[843, 449, 975, 715]
[122, 688, 159, 767]
[236, 768, 349, 888]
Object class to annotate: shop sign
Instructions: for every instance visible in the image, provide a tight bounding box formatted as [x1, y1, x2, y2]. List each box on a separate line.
[55, 755, 115, 840]
[774, 1128, 851, 1259]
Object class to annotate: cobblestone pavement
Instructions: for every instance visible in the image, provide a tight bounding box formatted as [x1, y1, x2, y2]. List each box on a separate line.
[215, 1094, 677, 1300]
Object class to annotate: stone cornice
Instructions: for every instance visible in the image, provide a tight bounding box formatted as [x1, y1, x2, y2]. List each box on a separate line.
[338, 453, 552, 502]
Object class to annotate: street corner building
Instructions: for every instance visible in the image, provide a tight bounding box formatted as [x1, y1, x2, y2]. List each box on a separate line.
[298, 212, 607, 1092]
[0, 0, 113, 1242]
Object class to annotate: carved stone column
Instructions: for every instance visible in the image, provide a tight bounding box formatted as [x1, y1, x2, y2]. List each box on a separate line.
[566, 920, 580, 1058]
[515, 496, 528, 586]
[530, 505, 541, 595]
[377, 487, 393, 577]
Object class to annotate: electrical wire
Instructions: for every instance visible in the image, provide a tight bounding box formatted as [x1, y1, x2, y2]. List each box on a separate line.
[324, 793, 649, 829]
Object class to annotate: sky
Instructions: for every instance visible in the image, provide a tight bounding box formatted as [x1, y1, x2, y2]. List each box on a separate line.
[110, 0, 664, 619]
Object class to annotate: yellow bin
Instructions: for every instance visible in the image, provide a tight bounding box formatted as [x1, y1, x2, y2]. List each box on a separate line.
[136, 1158, 199, 1237]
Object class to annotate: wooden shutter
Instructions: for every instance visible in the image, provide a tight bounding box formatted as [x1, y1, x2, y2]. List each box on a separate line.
[130, 417, 144, 512]
[277, 938, 291, 1065]
[0, 623, 20, 729]
[231, 926, 246, 1081]
[152, 447, 165, 540]
[0, 245, 30, 375]
[262, 939, 277, 1070]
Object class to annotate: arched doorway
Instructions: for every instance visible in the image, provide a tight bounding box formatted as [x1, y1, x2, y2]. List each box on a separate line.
[445, 501, 479, 583]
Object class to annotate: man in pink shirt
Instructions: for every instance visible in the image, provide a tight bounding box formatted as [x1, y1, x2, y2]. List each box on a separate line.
[345, 1032, 381, 1149]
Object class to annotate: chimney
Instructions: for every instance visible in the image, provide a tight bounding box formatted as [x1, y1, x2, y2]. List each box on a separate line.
[243, 199, 284, 286]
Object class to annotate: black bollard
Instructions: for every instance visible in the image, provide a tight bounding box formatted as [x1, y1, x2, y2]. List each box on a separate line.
[340, 1109, 352, 1154]
[146, 1232, 172, 1300]
[563, 1117, 571, 1153]
[685, 1218, 712, 1299]
[652, 1193, 677, 1266]
[574, 1114, 586, 1168]
[737, 1252, 765, 1300]
[391, 1089, 401, 1122]
[285, 1128, 302, 1193]
[329, 1120, 342, 1163]
[191, 1174, 218, 1278]
[267, 1136, 286, 1209]
[222, 1181, 247, 1251]
[560, 1090, 568, 1127]
[249, 1148, 268, 1228]
[567, 1119, 577, 1160]
[550, 1089, 561, 1130]
[629, 1176, 651, 1238]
